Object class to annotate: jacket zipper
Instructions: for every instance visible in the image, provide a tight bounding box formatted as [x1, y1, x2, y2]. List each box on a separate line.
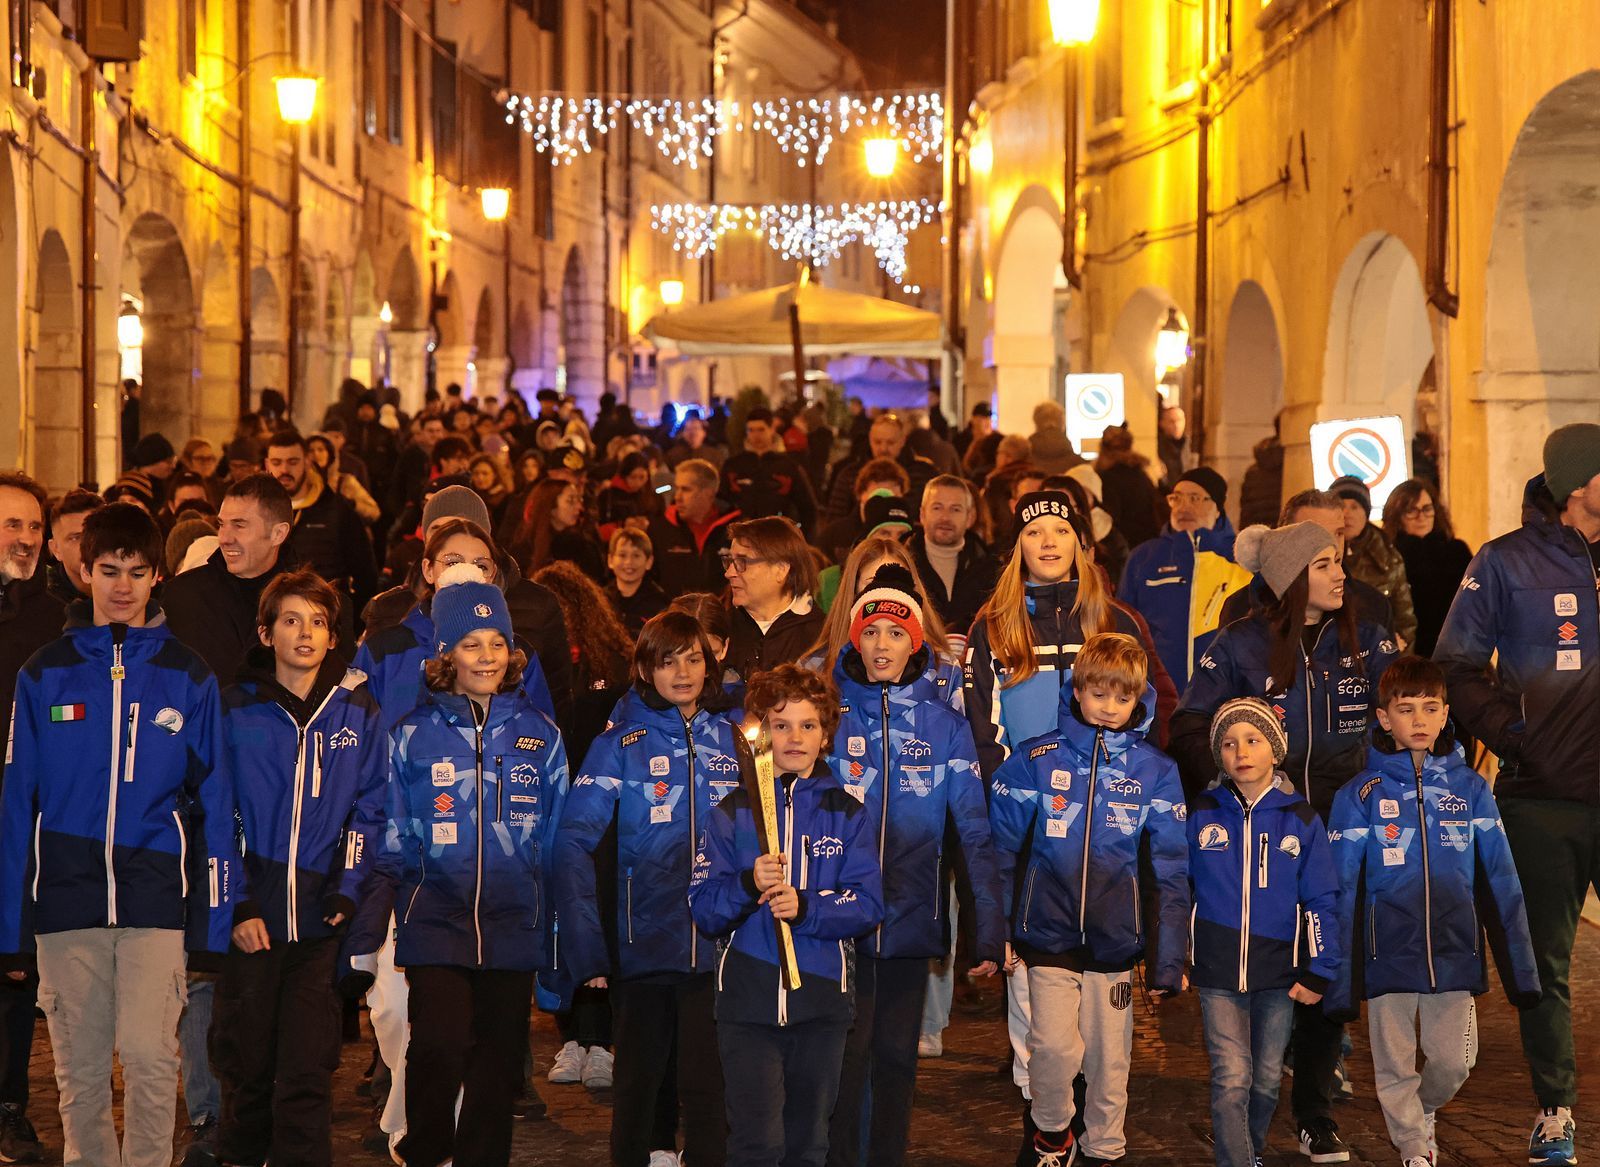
[1130, 872, 1141, 939]
[1299, 622, 1333, 803]
[626, 867, 634, 943]
[472, 699, 488, 966]
[124, 703, 139, 783]
[1257, 832, 1270, 889]
[105, 632, 125, 926]
[1020, 866, 1039, 933]
[685, 715, 699, 968]
[799, 835, 811, 889]
[495, 756, 504, 822]
[311, 732, 323, 799]
[273, 686, 344, 944]
[1414, 759, 1437, 989]
[1238, 797, 1256, 992]
[779, 779, 794, 1026]
[873, 684, 890, 954]
[1078, 730, 1105, 944]
[1368, 900, 1378, 958]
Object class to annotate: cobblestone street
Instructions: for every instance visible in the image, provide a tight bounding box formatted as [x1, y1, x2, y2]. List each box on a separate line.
[11, 925, 1596, 1165]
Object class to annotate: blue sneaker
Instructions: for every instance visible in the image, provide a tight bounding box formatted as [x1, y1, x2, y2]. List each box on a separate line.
[1530, 1107, 1577, 1166]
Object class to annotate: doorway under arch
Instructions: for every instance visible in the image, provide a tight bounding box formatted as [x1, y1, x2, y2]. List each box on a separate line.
[1216, 281, 1285, 516]
[123, 214, 197, 450]
[32, 231, 77, 491]
[1107, 287, 1186, 455]
[560, 246, 603, 413]
[1321, 233, 1433, 431]
[250, 266, 284, 403]
[991, 195, 1065, 432]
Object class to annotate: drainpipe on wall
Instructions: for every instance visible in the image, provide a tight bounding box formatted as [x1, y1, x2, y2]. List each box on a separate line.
[237, 0, 253, 413]
[1426, 0, 1458, 318]
[79, 62, 97, 485]
[1191, 2, 1213, 462]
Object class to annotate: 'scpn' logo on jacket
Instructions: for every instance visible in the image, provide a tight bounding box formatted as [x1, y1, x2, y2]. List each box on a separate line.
[328, 726, 359, 750]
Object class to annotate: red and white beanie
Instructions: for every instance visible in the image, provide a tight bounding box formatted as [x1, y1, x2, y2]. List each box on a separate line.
[848, 564, 926, 654]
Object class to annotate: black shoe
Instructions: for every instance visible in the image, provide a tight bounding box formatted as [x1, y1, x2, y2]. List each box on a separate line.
[1297, 1117, 1351, 1164]
[178, 1116, 220, 1167]
[0, 1104, 41, 1165]
[510, 1081, 548, 1122]
[1015, 1106, 1040, 1167]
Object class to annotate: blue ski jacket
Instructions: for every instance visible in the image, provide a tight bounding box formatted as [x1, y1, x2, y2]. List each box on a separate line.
[830, 648, 1005, 963]
[365, 686, 568, 971]
[689, 762, 883, 1026]
[1435, 475, 1600, 804]
[555, 689, 746, 983]
[801, 647, 964, 714]
[1187, 775, 1341, 994]
[987, 675, 1189, 991]
[1117, 516, 1243, 691]
[1324, 737, 1541, 1017]
[222, 649, 388, 944]
[0, 612, 239, 963]
[354, 601, 555, 731]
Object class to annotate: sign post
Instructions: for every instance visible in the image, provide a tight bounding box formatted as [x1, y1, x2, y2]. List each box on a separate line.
[1064, 373, 1126, 451]
[1308, 415, 1410, 512]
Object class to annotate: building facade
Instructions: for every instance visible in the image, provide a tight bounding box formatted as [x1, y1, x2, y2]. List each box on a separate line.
[951, 0, 1600, 541]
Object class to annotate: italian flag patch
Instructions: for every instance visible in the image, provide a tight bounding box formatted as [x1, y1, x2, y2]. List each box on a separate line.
[50, 704, 86, 723]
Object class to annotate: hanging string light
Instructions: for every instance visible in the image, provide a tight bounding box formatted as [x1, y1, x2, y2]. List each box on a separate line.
[505, 90, 944, 169]
[648, 199, 942, 291]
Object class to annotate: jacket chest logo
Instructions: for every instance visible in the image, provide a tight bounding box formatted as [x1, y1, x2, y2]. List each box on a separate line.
[509, 764, 539, 787]
[1198, 824, 1229, 851]
[516, 735, 544, 752]
[154, 707, 184, 735]
[328, 726, 358, 749]
[433, 792, 455, 817]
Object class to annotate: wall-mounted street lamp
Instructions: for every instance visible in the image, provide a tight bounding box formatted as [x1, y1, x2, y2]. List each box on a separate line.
[659, 279, 686, 307]
[480, 187, 511, 222]
[1048, 0, 1100, 45]
[275, 73, 321, 411]
[1048, 0, 1098, 290]
[1155, 307, 1191, 376]
[864, 137, 900, 179]
[273, 74, 320, 126]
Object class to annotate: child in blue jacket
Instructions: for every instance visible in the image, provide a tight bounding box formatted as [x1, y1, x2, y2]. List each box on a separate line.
[1327, 657, 1539, 1167]
[557, 610, 744, 1167]
[368, 565, 569, 1167]
[1188, 698, 1341, 1167]
[689, 664, 883, 1167]
[988, 633, 1190, 1167]
[213, 570, 388, 1167]
[0, 504, 239, 1167]
[824, 565, 1004, 1167]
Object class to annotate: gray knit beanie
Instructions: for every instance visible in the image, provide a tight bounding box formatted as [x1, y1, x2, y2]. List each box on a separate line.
[421, 483, 491, 535]
[1233, 521, 1338, 599]
[1210, 697, 1289, 770]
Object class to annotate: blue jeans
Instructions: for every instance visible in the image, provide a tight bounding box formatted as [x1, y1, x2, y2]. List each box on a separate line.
[180, 974, 221, 1124]
[1199, 987, 1295, 1167]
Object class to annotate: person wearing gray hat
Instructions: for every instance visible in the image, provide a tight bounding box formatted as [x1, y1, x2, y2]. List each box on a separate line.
[1168, 518, 1399, 1164]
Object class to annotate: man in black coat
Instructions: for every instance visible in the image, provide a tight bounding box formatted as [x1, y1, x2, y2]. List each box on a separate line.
[647, 458, 740, 596]
[823, 412, 935, 522]
[719, 406, 818, 532]
[908, 474, 997, 642]
[265, 430, 379, 613]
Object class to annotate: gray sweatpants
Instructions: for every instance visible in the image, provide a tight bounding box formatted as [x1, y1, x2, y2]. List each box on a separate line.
[1367, 991, 1477, 1161]
[36, 927, 187, 1167]
[1025, 965, 1134, 1159]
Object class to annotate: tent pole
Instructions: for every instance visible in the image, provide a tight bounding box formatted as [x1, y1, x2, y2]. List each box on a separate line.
[788, 301, 806, 404]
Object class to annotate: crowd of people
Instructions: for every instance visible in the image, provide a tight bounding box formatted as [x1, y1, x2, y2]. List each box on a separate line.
[0, 375, 1594, 1167]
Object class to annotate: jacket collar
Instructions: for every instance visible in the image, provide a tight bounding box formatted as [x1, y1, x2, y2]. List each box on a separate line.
[1213, 772, 1299, 811]
[236, 644, 351, 725]
[1522, 473, 1598, 557]
[1366, 725, 1461, 778]
[1023, 578, 1080, 616]
[1054, 670, 1157, 760]
[835, 644, 933, 699]
[425, 686, 531, 731]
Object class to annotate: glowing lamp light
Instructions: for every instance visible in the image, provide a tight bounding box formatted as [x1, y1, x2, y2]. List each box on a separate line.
[864, 137, 899, 179]
[969, 137, 993, 176]
[117, 304, 143, 349]
[1048, 0, 1100, 45]
[274, 75, 321, 125]
[378, 301, 394, 326]
[658, 279, 686, 307]
[480, 187, 511, 221]
[1154, 308, 1191, 374]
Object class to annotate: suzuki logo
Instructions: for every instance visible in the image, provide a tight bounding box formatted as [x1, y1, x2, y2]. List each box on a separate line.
[1559, 622, 1579, 644]
[433, 793, 455, 816]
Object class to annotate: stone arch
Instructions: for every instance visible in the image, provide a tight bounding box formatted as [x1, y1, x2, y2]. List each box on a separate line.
[991, 188, 1065, 432]
[435, 269, 465, 351]
[31, 230, 77, 491]
[1321, 232, 1433, 430]
[250, 265, 284, 400]
[385, 246, 422, 330]
[471, 284, 504, 401]
[1216, 280, 1285, 515]
[349, 249, 381, 388]
[122, 213, 198, 449]
[384, 246, 427, 409]
[1107, 286, 1186, 454]
[1482, 69, 1600, 533]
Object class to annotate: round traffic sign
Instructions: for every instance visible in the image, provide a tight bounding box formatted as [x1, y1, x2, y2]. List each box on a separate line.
[1075, 381, 1114, 423]
[1326, 426, 1392, 485]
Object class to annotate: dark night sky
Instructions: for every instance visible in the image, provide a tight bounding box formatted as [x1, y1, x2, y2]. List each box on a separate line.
[820, 0, 947, 87]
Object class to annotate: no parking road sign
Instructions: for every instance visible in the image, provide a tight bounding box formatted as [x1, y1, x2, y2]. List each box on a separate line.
[1065, 374, 1125, 450]
[1309, 415, 1410, 512]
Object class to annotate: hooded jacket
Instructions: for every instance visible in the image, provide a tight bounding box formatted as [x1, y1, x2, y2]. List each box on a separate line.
[963, 579, 1145, 781]
[689, 762, 883, 1027]
[830, 649, 1005, 964]
[1117, 516, 1251, 691]
[0, 608, 238, 963]
[222, 648, 388, 943]
[1324, 737, 1541, 1016]
[366, 686, 568, 971]
[1170, 614, 1399, 813]
[1187, 774, 1341, 994]
[986, 675, 1189, 991]
[556, 689, 746, 983]
[1435, 475, 1600, 804]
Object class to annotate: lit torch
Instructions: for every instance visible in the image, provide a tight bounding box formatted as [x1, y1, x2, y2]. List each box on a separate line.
[741, 721, 802, 991]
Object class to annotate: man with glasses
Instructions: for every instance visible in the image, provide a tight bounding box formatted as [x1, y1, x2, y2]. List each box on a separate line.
[721, 516, 824, 680]
[1117, 467, 1252, 690]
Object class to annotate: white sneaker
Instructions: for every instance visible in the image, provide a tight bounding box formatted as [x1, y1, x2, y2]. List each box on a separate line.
[548, 1040, 584, 1084]
[648, 1153, 681, 1167]
[918, 1033, 943, 1058]
[387, 1131, 405, 1166]
[582, 1045, 615, 1089]
[1423, 1111, 1437, 1163]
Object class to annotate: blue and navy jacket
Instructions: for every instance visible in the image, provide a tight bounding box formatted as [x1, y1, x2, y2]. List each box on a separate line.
[1187, 774, 1341, 994]
[1173, 614, 1399, 814]
[1324, 737, 1540, 1017]
[365, 687, 568, 971]
[0, 610, 239, 962]
[222, 649, 388, 944]
[354, 600, 556, 731]
[556, 688, 746, 983]
[965, 579, 1144, 781]
[1117, 516, 1239, 691]
[830, 648, 1005, 963]
[987, 675, 1189, 991]
[689, 762, 884, 1026]
[1436, 475, 1600, 804]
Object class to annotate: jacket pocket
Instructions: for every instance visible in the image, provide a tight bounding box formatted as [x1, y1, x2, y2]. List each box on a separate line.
[30, 815, 41, 901]
[173, 811, 188, 899]
[799, 837, 810, 891]
[1367, 900, 1378, 959]
[933, 849, 944, 920]
[1020, 865, 1039, 933]
[625, 868, 634, 944]
[1130, 873, 1142, 940]
[124, 702, 140, 783]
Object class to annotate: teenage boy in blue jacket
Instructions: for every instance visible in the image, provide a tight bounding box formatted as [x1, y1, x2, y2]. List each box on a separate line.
[689, 663, 883, 1167]
[988, 633, 1190, 1167]
[824, 565, 1004, 1167]
[213, 570, 388, 1167]
[1327, 656, 1540, 1167]
[0, 503, 239, 1167]
[1188, 698, 1341, 1167]
[557, 610, 744, 1167]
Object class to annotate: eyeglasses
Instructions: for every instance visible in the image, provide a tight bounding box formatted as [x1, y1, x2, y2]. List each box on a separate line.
[436, 555, 496, 576]
[1166, 491, 1211, 507]
[719, 552, 770, 574]
[1402, 505, 1435, 521]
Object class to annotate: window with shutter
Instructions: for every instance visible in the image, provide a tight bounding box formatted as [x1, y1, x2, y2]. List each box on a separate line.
[83, 0, 144, 62]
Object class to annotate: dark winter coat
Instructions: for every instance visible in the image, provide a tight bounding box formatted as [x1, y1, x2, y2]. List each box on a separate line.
[1237, 437, 1285, 530]
[908, 532, 997, 639]
[1343, 524, 1418, 649]
[724, 600, 825, 682]
[1392, 529, 1473, 657]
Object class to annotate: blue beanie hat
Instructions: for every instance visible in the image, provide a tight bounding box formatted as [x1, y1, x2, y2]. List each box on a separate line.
[432, 563, 514, 654]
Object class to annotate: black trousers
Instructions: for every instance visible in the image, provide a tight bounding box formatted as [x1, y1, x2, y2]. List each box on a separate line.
[0, 972, 34, 1109]
[1290, 1001, 1344, 1123]
[400, 965, 535, 1167]
[557, 983, 614, 1048]
[610, 974, 727, 1167]
[827, 955, 928, 1167]
[720, 1018, 850, 1167]
[211, 935, 342, 1167]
